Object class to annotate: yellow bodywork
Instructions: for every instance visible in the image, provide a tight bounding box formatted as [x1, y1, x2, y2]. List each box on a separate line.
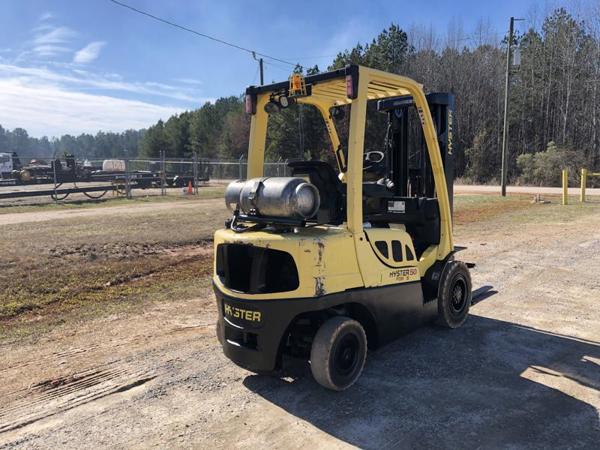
[579, 168, 600, 203]
[214, 227, 363, 300]
[214, 66, 453, 300]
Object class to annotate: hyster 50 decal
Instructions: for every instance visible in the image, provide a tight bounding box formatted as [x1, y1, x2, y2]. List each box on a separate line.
[224, 304, 262, 323]
[389, 267, 418, 282]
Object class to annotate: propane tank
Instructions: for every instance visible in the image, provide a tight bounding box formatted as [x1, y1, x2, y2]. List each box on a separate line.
[102, 159, 126, 172]
[225, 177, 320, 220]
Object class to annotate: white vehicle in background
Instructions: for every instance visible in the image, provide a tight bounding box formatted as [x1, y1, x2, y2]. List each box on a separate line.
[0, 152, 13, 178]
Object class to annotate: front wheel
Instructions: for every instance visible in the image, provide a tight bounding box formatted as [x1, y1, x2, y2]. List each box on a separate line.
[437, 260, 472, 328]
[310, 316, 367, 391]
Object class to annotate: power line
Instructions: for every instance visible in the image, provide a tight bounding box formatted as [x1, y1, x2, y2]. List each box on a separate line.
[108, 0, 297, 67]
[263, 60, 294, 72]
[289, 54, 338, 60]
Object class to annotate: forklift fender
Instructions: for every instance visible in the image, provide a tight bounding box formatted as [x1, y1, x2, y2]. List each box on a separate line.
[214, 281, 434, 373]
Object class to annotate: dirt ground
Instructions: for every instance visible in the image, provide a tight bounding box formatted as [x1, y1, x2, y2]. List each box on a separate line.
[0, 198, 221, 226]
[0, 196, 599, 449]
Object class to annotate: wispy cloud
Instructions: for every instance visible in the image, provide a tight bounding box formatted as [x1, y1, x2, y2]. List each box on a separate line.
[30, 44, 72, 58]
[39, 12, 54, 22]
[0, 63, 210, 137]
[0, 78, 183, 137]
[0, 63, 204, 103]
[17, 24, 77, 60]
[0, 16, 208, 137]
[32, 25, 75, 46]
[175, 78, 204, 86]
[73, 41, 106, 64]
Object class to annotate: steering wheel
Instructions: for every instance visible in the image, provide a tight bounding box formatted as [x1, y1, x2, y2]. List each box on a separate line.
[363, 151, 385, 171]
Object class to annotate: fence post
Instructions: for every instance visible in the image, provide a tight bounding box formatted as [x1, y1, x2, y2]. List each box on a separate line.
[160, 150, 166, 196]
[580, 168, 587, 203]
[52, 156, 58, 204]
[193, 152, 199, 195]
[562, 169, 568, 205]
[238, 155, 245, 179]
[125, 157, 132, 199]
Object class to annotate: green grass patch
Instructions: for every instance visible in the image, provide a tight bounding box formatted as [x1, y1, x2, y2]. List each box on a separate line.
[0, 254, 213, 343]
[453, 194, 534, 226]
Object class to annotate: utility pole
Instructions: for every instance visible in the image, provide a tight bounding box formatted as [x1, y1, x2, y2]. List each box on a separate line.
[500, 17, 524, 196]
[253, 52, 264, 86]
[259, 58, 264, 85]
[500, 17, 514, 197]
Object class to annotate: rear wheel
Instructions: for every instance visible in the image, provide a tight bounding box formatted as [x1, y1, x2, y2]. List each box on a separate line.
[437, 260, 471, 328]
[310, 316, 367, 391]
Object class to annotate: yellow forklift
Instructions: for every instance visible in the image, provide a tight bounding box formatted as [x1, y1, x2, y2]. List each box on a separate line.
[214, 65, 471, 390]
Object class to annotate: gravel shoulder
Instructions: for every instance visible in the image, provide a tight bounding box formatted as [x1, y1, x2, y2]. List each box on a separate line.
[455, 184, 600, 196]
[1, 201, 599, 449]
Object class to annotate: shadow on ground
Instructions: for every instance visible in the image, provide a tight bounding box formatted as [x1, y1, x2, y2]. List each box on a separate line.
[244, 313, 600, 449]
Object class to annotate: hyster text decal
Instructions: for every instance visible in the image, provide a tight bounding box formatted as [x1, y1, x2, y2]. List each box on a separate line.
[224, 304, 262, 322]
[389, 267, 418, 282]
[448, 110, 454, 155]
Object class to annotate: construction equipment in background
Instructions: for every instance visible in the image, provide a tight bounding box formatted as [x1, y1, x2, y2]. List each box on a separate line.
[213, 65, 471, 391]
[10, 153, 91, 185]
[0, 152, 19, 180]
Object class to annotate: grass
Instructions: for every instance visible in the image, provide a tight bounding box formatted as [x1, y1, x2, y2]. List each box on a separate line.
[1, 251, 210, 318]
[453, 193, 600, 228]
[2, 192, 600, 342]
[507, 198, 600, 225]
[0, 197, 230, 340]
[453, 194, 534, 226]
[0, 268, 215, 343]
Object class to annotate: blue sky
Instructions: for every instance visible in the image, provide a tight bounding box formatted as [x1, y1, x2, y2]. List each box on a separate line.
[0, 0, 572, 137]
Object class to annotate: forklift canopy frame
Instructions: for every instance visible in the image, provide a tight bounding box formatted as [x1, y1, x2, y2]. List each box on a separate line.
[244, 65, 453, 262]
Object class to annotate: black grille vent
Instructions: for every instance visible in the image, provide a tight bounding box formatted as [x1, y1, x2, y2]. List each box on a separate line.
[375, 241, 389, 258]
[216, 244, 299, 294]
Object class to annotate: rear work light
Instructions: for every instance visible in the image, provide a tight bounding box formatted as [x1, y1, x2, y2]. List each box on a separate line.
[346, 75, 354, 98]
[346, 73, 359, 100]
[245, 93, 257, 114]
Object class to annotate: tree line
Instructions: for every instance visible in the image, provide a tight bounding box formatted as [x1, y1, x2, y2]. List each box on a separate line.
[0, 125, 144, 161]
[2, 6, 599, 185]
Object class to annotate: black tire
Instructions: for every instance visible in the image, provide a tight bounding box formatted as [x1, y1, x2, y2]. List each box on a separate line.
[310, 316, 367, 391]
[437, 260, 472, 328]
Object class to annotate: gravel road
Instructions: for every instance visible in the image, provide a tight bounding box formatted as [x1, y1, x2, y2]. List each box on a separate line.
[0, 198, 221, 225]
[455, 184, 600, 196]
[1, 204, 599, 449]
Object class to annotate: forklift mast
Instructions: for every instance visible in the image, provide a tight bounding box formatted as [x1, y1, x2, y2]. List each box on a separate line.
[377, 93, 455, 216]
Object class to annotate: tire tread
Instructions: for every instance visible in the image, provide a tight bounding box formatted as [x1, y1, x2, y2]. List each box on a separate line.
[436, 260, 472, 329]
[310, 316, 367, 391]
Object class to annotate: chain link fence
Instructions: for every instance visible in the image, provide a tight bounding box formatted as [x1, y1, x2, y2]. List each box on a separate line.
[205, 156, 291, 181]
[0, 152, 291, 205]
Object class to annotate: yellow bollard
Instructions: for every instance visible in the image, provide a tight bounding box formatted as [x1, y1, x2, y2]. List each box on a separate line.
[562, 169, 568, 205]
[580, 168, 587, 203]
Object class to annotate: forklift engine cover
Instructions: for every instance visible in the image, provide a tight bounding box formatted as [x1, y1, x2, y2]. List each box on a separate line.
[225, 177, 320, 219]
